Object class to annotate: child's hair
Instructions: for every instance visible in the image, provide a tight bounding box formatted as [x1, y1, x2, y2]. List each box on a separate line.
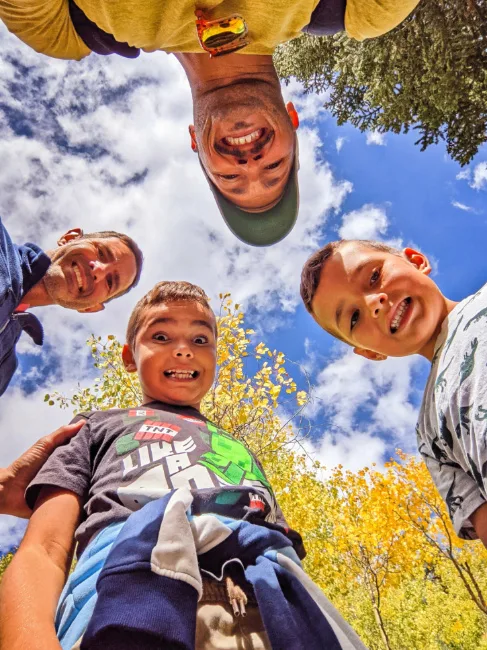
[300, 239, 403, 315]
[126, 281, 215, 350]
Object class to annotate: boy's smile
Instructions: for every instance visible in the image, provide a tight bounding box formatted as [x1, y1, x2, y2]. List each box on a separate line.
[311, 242, 453, 361]
[123, 301, 217, 409]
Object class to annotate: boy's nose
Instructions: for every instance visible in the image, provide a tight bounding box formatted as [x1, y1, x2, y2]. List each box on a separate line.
[366, 293, 388, 318]
[174, 346, 194, 359]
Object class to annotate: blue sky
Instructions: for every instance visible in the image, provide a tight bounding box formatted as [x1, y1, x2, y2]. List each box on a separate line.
[0, 22, 485, 552]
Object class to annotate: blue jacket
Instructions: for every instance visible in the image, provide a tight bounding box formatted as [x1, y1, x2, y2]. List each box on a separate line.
[80, 488, 368, 650]
[0, 218, 51, 396]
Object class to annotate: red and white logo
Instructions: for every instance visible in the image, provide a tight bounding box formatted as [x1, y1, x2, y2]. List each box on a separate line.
[129, 409, 155, 418]
[135, 420, 181, 442]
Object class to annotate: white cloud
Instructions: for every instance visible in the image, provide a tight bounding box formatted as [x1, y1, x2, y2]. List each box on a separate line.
[366, 131, 386, 146]
[0, 517, 27, 553]
[451, 201, 474, 212]
[282, 79, 328, 124]
[335, 137, 346, 153]
[305, 432, 386, 474]
[456, 169, 471, 181]
[307, 347, 425, 451]
[471, 161, 487, 191]
[338, 204, 389, 241]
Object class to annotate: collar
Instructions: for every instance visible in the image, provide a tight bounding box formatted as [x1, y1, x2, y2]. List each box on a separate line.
[17, 242, 51, 302]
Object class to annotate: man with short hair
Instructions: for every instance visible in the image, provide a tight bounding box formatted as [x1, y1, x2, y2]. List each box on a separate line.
[0, 0, 420, 246]
[0, 219, 143, 397]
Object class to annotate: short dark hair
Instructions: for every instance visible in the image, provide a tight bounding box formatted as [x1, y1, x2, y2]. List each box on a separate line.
[126, 281, 216, 351]
[79, 230, 144, 301]
[300, 239, 403, 315]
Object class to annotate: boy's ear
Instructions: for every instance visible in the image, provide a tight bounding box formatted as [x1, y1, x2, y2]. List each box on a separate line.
[57, 228, 83, 247]
[78, 304, 105, 314]
[403, 247, 432, 276]
[122, 344, 137, 373]
[353, 347, 388, 362]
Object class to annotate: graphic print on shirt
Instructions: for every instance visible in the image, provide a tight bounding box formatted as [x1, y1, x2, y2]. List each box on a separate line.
[463, 306, 487, 331]
[459, 338, 478, 386]
[114, 409, 278, 522]
[444, 314, 464, 355]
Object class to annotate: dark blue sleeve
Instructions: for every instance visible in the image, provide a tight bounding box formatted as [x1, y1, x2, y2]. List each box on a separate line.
[302, 0, 346, 36]
[0, 216, 51, 307]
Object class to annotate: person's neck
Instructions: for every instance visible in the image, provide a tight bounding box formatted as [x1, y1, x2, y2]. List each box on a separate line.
[175, 52, 278, 97]
[142, 394, 201, 411]
[420, 297, 459, 362]
[21, 279, 53, 308]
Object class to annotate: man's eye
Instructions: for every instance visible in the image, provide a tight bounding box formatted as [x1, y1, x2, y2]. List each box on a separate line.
[265, 160, 282, 171]
[370, 268, 381, 285]
[194, 335, 208, 345]
[219, 174, 238, 180]
[153, 333, 168, 342]
[351, 310, 360, 331]
[98, 246, 105, 260]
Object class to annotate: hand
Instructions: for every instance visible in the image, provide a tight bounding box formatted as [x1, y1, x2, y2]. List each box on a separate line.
[0, 421, 85, 518]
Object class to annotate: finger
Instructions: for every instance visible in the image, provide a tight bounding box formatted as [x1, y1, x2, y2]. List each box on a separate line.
[43, 419, 86, 450]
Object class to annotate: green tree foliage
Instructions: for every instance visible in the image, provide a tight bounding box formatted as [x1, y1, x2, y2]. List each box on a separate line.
[274, 0, 487, 165]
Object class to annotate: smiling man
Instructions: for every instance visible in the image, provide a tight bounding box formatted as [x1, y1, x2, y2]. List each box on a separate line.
[0, 218, 143, 397]
[1, 0, 420, 246]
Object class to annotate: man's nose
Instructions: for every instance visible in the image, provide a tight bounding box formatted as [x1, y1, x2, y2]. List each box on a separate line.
[173, 344, 194, 359]
[366, 293, 388, 318]
[89, 260, 108, 283]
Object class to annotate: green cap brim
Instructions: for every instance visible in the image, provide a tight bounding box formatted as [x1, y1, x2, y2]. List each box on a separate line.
[203, 153, 299, 247]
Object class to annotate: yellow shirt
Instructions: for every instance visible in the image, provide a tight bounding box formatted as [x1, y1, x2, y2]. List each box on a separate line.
[0, 0, 420, 61]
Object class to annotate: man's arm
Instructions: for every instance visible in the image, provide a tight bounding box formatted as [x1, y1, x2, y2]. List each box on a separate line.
[0, 420, 84, 518]
[0, 486, 82, 650]
[470, 503, 487, 548]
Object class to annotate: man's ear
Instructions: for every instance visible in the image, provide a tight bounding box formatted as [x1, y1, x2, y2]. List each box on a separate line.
[403, 247, 432, 276]
[122, 344, 137, 373]
[188, 125, 198, 153]
[353, 347, 388, 361]
[286, 102, 299, 131]
[57, 228, 83, 247]
[78, 304, 105, 314]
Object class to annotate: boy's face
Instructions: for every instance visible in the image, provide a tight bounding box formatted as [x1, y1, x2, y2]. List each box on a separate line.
[311, 243, 448, 360]
[123, 301, 217, 409]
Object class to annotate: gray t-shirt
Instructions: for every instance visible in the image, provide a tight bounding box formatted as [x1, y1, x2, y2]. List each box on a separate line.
[27, 402, 302, 557]
[417, 283, 487, 539]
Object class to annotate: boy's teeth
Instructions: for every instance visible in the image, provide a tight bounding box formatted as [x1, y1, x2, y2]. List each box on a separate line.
[165, 369, 197, 379]
[390, 298, 411, 333]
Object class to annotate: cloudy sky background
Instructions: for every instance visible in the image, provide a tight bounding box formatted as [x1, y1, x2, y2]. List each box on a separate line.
[0, 22, 486, 550]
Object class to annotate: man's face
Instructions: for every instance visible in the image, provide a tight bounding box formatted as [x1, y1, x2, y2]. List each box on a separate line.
[124, 301, 217, 409]
[311, 243, 447, 359]
[44, 236, 137, 312]
[191, 80, 297, 211]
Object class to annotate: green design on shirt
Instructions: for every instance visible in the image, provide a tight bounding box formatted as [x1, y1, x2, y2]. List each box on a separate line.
[199, 423, 271, 490]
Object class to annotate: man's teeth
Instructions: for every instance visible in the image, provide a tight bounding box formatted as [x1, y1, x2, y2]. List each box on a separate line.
[390, 298, 411, 333]
[73, 264, 83, 292]
[224, 129, 262, 146]
[165, 370, 197, 379]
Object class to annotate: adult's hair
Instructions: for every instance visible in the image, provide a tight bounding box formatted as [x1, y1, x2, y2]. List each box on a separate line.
[78, 230, 144, 300]
[126, 280, 215, 350]
[300, 239, 403, 315]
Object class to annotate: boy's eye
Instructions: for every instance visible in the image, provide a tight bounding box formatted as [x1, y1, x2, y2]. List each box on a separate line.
[153, 333, 168, 342]
[98, 246, 105, 260]
[107, 274, 113, 291]
[370, 268, 381, 285]
[194, 335, 208, 345]
[351, 310, 360, 331]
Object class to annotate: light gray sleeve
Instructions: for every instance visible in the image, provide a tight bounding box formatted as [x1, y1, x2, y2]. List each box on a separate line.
[418, 417, 485, 540]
